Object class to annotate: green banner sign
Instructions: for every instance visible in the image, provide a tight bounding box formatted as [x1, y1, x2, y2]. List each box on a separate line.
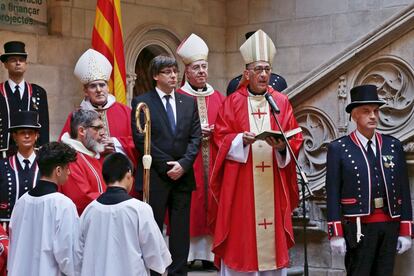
[0, 0, 47, 31]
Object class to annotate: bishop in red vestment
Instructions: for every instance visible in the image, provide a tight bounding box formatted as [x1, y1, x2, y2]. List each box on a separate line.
[209, 30, 303, 274]
[60, 49, 137, 168]
[177, 33, 225, 264]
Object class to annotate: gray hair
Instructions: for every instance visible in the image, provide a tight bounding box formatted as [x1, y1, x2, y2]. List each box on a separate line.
[69, 109, 100, 139]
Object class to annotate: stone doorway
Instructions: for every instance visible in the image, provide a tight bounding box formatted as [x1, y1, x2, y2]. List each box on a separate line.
[124, 25, 182, 105]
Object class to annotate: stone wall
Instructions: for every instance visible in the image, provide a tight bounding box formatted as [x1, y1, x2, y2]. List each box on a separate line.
[1, 0, 227, 140]
[226, 0, 413, 88]
[286, 5, 414, 274]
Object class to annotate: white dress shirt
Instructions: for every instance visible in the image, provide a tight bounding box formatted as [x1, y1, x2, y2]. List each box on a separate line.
[8, 79, 25, 99]
[155, 87, 177, 124]
[355, 130, 377, 156]
[16, 151, 36, 169]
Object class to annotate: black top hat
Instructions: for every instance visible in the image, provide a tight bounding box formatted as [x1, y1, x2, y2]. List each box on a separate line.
[9, 111, 41, 131]
[345, 84, 385, 113]
[1, 41, 28, 63]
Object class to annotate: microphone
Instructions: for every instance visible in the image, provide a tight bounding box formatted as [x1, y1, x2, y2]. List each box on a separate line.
[264, 92, 280, 114]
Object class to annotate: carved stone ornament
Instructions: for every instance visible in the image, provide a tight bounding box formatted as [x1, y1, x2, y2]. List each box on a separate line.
[354, 56, 414, 134]
[295, 107, 337, 192]
[337, 75, 348, 136]
[403, 141, 414, 153]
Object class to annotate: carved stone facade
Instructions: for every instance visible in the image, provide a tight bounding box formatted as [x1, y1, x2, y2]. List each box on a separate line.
[289, 5, 414, 276]
[295, 107, 337, 192]
[354, 56, 414, 136]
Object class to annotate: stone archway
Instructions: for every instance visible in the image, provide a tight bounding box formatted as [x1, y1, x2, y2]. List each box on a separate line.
[124, 24, 183, 104]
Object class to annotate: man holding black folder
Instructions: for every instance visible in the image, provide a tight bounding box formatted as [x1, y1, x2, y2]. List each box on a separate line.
[208, 30, 303, 275]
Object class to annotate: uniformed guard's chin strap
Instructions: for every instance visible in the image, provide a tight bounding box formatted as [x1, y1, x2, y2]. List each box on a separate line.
[356, 217, 364, 243]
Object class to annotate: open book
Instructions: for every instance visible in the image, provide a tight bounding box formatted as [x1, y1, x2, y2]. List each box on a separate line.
[255, 127, 302, 141]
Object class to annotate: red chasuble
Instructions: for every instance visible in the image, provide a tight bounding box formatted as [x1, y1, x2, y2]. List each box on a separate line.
[208, 86, 303, 271]
[177, 88, 225, 237]
[60, 152, 106, 215]
[59, 101, 137, 167]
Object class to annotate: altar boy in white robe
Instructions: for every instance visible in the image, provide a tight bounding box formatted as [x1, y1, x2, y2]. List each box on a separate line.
[79, 152, 172, 276]
[8, 142, 79, 276]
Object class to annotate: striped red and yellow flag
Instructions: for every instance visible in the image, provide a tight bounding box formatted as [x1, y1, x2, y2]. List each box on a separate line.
[92, 0, 127, 104]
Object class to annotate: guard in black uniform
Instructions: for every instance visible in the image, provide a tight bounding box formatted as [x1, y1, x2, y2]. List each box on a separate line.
[326, 84, 413, 276]
[0, 111, 41, 227]
[0, 41, 49, 158]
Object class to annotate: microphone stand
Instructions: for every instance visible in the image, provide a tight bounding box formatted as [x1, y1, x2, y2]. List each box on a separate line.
[268, 104, 313, 276]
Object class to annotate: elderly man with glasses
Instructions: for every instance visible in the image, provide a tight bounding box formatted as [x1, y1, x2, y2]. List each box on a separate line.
[60, 109, 106, 214]
[209, 30, 303, 275]
[176, 33, 225, 271]
[60, 49, 137, 169]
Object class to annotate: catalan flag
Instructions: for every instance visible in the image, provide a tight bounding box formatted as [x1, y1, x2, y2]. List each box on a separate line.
[92, 0, 127, 104]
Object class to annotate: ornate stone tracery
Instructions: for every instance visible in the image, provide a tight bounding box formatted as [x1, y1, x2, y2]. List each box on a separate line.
[354, 56, 414, 134]
[295, 107, 337, 192]
[337, 75, 348, 136]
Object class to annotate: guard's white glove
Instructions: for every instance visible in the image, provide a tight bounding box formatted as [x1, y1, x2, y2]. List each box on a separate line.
[330, 237, 346, 256]
[397, 236, 412, 254]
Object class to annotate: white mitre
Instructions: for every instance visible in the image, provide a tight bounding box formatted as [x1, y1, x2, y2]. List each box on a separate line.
[176, 33, 209, 65]
[239, 29, 276, 65]
[74, 49, 112, 84]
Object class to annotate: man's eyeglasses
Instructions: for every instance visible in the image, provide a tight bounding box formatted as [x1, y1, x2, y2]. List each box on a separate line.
[87, 124, 105, 131]
[248, 66, 272, 74]
[159, 69, 179, 76]
[190, 63, 208, 72]
[86, 82, 107, 90]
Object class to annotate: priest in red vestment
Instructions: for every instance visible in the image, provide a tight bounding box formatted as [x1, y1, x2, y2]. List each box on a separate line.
[61, 109, 106, 215]
[176, 33, 225, 267]
[209, 30, 303, 275]
[60, 49, 137, 168]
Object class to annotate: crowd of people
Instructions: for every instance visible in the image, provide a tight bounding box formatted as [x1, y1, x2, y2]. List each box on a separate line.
[0, 29, 412, 276]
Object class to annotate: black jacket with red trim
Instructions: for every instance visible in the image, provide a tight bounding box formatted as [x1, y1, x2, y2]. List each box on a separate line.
[326, 131, 412, 238]
[0, 81, 49, 155]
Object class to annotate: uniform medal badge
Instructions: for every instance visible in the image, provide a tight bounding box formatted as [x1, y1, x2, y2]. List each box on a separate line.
[383, 155, 394, 168]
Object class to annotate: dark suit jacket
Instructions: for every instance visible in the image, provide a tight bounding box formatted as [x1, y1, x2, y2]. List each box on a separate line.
[326, 131, 412, 238]
[0, 154, 39, 220]
[0, 81, 49, 154]
[131, 90, 201, 192]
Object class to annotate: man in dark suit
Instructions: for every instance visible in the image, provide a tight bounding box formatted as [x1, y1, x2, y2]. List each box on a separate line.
[0, 41, 49, 158]
[326, 84, 413, 276]
[131, 55, 201, 276]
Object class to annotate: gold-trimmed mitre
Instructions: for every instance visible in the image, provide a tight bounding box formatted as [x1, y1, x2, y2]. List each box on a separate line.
[176, 33, 209, 65]
[74, 49, 112, 84]
[239, 29, 276, 65]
